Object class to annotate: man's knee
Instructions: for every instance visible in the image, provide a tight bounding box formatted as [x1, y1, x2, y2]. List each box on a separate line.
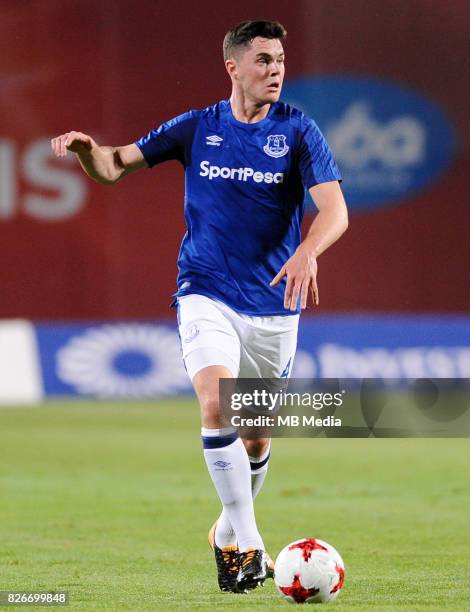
[242, 437, 270, 459]
[200, 396, 222, 428]
[192, 365, 234, 428]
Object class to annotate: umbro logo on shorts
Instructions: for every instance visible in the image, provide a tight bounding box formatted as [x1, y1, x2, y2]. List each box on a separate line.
[183, 323, 200, 343]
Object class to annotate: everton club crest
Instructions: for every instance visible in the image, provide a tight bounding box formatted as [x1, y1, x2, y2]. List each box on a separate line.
[263, 134, 289, 158]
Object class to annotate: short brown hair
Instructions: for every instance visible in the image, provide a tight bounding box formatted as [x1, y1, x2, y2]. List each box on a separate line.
[223, 20, 287, 61]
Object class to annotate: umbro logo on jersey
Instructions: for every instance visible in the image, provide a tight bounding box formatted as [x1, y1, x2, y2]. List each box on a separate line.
[263, 134, 289, 158]
[206, 134, 223, 146]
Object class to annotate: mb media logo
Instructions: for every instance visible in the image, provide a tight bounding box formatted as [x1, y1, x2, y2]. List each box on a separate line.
[283, 75, 456, 212]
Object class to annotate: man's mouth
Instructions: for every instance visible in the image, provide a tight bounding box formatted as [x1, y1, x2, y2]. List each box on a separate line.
[267, 82, 280, 91]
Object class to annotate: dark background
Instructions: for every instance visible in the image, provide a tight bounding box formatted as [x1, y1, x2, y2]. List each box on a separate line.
[1, 0, 468, 320]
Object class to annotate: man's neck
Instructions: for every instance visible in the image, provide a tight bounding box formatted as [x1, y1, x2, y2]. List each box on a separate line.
[229, 91, 271, 124]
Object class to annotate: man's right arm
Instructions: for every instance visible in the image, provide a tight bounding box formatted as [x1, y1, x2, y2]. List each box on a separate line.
[50, 131, 147, 185]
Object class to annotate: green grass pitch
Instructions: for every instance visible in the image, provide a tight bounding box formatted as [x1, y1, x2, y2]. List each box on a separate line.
[1, 399, 469, 610]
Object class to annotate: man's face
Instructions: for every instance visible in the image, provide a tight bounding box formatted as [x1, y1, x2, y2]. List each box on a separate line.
[228, 37, 285, 104]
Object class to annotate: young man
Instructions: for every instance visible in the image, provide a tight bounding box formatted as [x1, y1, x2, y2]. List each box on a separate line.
[51, 20, 348, 593]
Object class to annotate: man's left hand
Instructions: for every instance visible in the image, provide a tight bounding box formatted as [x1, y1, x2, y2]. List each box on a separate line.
[270, 245, 318, 311]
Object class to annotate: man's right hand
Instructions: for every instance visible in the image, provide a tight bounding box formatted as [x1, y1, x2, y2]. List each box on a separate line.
[51, 131, 95, 158]
[50, 132, 145, 184]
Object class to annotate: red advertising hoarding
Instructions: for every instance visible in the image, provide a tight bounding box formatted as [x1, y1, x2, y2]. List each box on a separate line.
[1, 0, 468, 319]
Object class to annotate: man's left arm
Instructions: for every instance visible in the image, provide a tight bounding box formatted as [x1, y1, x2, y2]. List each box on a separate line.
[270, 180, 348, 311]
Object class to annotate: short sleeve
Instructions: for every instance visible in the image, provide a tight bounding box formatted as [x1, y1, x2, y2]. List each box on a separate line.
[298, 118, 342, 189]
[135, 112, 198, 168]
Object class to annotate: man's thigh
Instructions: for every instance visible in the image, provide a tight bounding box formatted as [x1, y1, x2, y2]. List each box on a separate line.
[177, 294, 241, 380]
[239, 314, 299, 379]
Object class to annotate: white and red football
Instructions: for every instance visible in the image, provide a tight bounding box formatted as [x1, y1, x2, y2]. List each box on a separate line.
[274, 538, 345, 604]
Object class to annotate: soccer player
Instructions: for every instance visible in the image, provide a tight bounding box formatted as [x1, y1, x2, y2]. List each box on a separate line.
[51, 20, 348, 593]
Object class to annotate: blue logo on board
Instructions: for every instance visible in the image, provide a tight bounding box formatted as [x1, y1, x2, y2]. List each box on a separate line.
[282, 76, 456, 211]
[35, 323, 191, 398]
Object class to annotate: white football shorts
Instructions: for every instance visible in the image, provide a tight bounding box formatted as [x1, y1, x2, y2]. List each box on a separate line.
[177, 294, 299, 380]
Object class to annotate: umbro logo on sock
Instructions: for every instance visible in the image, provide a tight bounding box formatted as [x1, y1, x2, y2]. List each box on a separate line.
[213, 460, 232, 471]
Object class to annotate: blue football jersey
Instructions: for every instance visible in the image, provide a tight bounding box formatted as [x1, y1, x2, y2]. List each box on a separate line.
[135, 100, 341, 316]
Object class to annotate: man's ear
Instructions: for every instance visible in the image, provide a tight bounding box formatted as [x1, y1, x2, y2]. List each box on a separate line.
[225, 58, 238, 80]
